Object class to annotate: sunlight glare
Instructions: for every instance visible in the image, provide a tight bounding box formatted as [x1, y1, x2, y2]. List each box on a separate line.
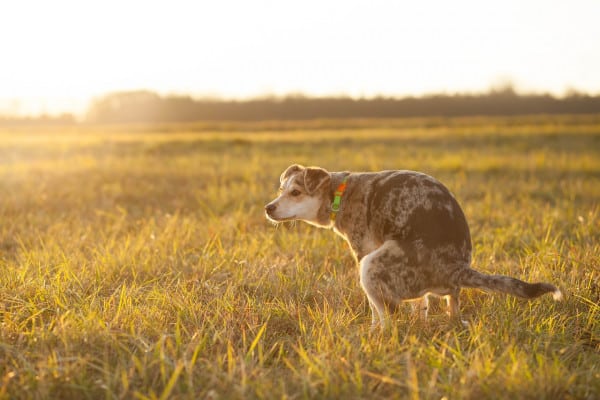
[1, 0, 599, 115]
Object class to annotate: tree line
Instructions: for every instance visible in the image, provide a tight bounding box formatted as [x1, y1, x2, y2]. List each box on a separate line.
[2, 88, 600, 125]
[86, 89, 600, 123]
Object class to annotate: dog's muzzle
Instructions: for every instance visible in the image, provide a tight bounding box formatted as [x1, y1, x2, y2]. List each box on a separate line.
[265, 203, 277, 218]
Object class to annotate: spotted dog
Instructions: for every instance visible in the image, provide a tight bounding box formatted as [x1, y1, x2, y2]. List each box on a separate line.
[265, 164, 562, 328]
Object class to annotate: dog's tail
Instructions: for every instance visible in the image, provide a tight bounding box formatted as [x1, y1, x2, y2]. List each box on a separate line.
[458, 268, 563, 300]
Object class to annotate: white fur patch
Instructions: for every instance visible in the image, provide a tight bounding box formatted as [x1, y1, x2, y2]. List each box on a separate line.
[552, 289, 563, 301]
[267, 193, 322, 223]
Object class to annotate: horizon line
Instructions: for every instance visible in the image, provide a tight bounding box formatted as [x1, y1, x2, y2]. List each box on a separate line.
[2, 85, 600, 119]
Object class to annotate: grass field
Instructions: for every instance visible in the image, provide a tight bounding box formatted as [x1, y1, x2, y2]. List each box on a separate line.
[1, 116, 599, 399]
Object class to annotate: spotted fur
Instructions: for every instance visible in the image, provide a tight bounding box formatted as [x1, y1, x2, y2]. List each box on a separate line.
[265, 164, 562, 328]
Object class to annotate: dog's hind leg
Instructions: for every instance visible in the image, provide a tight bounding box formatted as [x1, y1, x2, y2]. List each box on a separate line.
[445, 288, 468, 327]
[359, 240, 418, 329]
[445, 288, 460, 319]
[410, 296, 429, 320]
[366, 298, 386, 329]
[360, 245, 393, 328]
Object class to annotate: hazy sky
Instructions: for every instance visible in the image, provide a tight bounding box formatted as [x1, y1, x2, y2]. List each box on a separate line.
[1, 0, 600, 116]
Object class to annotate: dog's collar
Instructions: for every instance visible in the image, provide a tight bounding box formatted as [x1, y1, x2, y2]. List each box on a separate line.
[330, 175, 349, 222]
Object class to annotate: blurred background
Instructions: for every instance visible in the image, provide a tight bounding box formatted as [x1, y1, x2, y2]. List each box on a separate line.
[1, 0, 600, 123]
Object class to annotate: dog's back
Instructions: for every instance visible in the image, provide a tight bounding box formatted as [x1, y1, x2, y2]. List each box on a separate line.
[336, 170, 471, 265]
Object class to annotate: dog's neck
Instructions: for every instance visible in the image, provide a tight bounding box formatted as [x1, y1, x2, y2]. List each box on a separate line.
[329, 172, 350, 198]
[326, 172, 351, 226]
[307, 171, 351, 229]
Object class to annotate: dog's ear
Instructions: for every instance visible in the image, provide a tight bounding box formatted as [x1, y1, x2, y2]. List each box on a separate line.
[280, 164, 305, 184]
[303, 167, 330, 194]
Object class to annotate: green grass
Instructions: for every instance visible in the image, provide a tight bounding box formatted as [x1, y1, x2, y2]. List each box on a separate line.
[0, 115, 599, 399]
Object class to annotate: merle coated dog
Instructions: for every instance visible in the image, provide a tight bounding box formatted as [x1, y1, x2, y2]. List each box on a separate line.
[265, 164, 562, 328]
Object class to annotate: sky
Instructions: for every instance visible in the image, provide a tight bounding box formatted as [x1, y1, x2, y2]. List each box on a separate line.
[1, 0, 600, 116]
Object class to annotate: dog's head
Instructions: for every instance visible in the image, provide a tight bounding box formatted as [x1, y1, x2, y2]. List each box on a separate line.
[265, 164, 332, 227]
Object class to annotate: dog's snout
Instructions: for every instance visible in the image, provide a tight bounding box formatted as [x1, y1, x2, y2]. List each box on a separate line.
[265, 203, 277, 215]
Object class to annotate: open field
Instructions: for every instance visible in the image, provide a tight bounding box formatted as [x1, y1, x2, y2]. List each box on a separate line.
[1, 116, 599, 399]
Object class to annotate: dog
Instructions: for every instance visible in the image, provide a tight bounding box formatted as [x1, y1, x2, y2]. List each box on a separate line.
[265, 164, 562, 328]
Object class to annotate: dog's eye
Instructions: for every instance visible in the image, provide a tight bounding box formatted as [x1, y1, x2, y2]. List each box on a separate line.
[290, 189, 301, 196]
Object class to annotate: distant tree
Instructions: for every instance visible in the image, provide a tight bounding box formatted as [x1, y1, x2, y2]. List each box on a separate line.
[87, 91, 161, 123]
[84, 89, 600, 124]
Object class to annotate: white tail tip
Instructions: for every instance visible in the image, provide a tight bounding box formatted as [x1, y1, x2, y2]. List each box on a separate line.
[552, 289, 563, 301]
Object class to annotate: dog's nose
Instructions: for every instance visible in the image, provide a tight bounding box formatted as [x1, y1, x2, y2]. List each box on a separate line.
[265, 203, 276, 214]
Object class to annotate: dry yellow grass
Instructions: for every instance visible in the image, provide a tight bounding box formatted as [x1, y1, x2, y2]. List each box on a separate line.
[0, 116, 598, 399]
